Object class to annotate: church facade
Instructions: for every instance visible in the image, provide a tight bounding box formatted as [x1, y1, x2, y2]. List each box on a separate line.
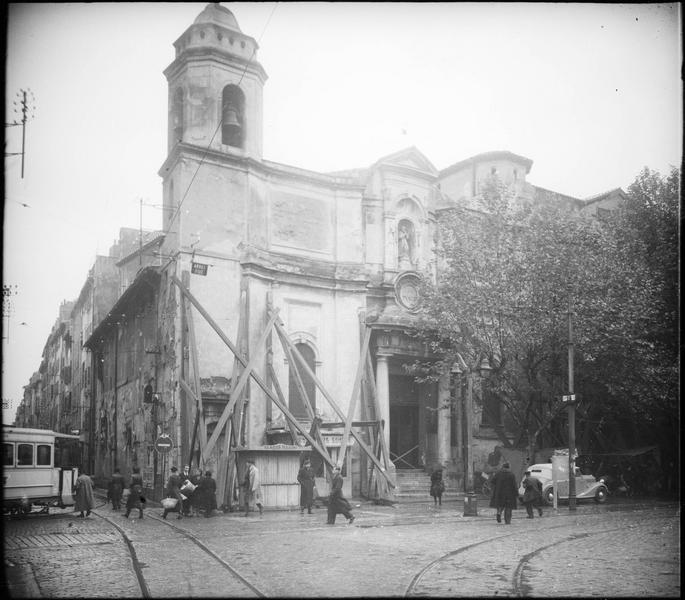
[77, 4, 622, 504]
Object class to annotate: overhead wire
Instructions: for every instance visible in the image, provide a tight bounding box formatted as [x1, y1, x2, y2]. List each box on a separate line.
[165, 3, 279, 238]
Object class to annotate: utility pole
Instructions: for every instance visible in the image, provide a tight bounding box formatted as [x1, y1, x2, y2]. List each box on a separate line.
[567, 292, 577, 512]
[6, 89, 35, 178]
[139, 198, 143, 266]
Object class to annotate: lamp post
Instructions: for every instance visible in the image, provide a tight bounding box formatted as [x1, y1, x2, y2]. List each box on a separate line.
[452, 353, 492, 492]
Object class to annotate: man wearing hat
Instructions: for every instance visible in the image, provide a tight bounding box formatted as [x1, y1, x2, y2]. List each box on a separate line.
[327, 465, 354, 525]
[162, 466, 184, 520]
[297, 457, 316, 514]
[488, 462, 519, 524]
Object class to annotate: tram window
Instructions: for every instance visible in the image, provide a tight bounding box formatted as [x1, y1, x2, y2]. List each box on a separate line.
[2, 443, 13, 466]
[37, 444, 52, 466]
[17, 443, 34, 466]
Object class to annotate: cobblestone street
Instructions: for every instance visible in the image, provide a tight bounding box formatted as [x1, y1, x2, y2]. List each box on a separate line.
[4, 494, 679, 597]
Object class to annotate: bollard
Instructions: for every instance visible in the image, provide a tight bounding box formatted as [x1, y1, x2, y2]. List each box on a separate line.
[463, 492, 478, 516]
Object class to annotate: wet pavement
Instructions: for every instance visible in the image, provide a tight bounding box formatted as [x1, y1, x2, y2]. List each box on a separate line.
[4, 492, 680, 597]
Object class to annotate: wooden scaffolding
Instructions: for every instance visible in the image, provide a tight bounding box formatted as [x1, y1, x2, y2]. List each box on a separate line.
[172, 273, 396, 508]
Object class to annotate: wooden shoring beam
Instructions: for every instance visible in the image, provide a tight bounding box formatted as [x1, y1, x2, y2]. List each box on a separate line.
[230, 286, 249, 446]
[185, 289, 207, 466]
[365, 351, 394, 480]
[317, 421, 380, 429]
[180, 271, 192, 464]
[337, 327, 372, 467]
[277, 333, 332, 461]
[367, 422, 381, 495]
[203, 309, 281, 458]
[272, 315, 395, 488]
[267, 363, 303, 444]
[170, 275, 334, 467]
[281, 335, 317, 422]
[224, 286, 248, 507]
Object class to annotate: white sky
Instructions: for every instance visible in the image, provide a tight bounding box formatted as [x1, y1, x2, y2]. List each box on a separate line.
[3, 2, 682, 422]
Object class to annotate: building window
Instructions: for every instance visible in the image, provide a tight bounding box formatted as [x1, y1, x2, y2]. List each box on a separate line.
[221, 84, 245, 148]
[481, 389, 501, 427]
[288, 343, 316, 420]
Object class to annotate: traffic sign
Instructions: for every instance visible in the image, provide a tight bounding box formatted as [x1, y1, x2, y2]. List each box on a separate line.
[562, 394, 576, 403]
[154, 434, 173, 454]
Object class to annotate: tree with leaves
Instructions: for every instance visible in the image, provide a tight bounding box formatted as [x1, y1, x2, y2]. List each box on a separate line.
[415, 172, 667, 461]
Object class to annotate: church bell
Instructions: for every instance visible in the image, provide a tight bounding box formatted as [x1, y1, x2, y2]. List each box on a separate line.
[223, 104, 241, 136]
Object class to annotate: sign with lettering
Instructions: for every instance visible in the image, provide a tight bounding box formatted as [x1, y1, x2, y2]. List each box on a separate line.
[154, 434, 173, 454]
[191, 262, 208, 276]
[321, 434, 354, 448]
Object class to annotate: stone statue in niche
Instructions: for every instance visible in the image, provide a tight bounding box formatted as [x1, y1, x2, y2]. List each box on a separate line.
[398, 221, 415, 267]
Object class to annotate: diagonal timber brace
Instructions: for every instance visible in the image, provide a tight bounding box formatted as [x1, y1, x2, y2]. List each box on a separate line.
[272, 313, 396, 489]
[171, 275, 334, 467]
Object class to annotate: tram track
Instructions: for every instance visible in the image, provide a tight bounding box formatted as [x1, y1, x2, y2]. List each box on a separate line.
[404, 511, 674, 597]
[95, 509, 267, 598]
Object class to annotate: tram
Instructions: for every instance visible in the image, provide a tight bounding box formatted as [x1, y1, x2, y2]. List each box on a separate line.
[2, 426, 81, 515]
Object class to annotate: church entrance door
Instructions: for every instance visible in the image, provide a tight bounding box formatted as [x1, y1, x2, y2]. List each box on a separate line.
[389, 374, 419, 469]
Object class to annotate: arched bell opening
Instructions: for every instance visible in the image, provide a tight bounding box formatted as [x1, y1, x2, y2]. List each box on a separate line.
[221, 84, 245, 148]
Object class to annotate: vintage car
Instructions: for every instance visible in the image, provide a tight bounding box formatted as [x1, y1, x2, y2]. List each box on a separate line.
[518, 463, 608, 505]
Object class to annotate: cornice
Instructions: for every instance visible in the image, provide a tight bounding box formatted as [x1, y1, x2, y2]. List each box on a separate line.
[159, 144, 365, 192]
[164, 45, 267, 84]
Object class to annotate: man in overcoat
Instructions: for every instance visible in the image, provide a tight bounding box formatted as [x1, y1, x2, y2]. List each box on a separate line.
[297, 458, 316, 514]
[522, 470, 544, 518]
[107, 467, 125, 511]
[196, 471, 217, 518]
[243, 461, 264, 516]
[162, 466, 183, 520]
[74, 471, 95, 518]
[489, 462, 519, 524]
[327, 466, 355, 525]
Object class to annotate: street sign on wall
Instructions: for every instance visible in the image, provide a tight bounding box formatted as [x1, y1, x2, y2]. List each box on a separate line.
[154, 434, 173, 454]
[191, 262, 208, 276]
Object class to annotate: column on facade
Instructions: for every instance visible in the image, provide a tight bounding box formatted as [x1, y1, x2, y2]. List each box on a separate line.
[376, 353, 391, 454]
[437, 370, 451, 469]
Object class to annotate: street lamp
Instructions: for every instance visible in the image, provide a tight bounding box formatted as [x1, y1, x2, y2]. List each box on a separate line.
[452, 353, 492, 492]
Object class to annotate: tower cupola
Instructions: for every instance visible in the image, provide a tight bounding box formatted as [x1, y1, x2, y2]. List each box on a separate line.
[164, 3, 267, 158]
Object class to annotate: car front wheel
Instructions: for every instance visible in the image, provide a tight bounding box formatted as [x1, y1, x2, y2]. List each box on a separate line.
[594, 486, 608, 503]
[544, 487, 555, 506]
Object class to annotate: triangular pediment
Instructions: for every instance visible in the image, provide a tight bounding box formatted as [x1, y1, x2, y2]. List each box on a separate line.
[373, 146, 438, 176]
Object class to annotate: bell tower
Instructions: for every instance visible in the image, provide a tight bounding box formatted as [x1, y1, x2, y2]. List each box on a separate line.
[163, 3, 267, 159]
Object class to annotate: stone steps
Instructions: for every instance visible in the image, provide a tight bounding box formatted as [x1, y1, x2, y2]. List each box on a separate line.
[393, 469, 460, 498]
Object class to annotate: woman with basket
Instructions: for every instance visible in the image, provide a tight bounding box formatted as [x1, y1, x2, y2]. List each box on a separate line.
[162, 466, 184, 520]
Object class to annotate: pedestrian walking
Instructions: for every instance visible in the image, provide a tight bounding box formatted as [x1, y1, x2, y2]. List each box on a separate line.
[326, 466, 354, 525]
[243, 460, 264, 516]
[179, 465, 197, 516]
[430, 467, 445, 507]
[297, 457, 316, 514]
[196, 470, 217, 518]
[162, 466, 184, 520]
[522, 470, 543, 518]
[489, 462, 518, 524]
[74, 471, 95, 518]
[124, 466, 145, 519]
[189, 468, 203, 516]
[107, 467, 125, 511]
